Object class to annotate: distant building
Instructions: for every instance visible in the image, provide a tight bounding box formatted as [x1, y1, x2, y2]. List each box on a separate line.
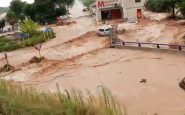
[90, 0, 144, 22]
[3, 23, 12, 32]
[0, 13, 12, 32]
[0, 13, 6, 20]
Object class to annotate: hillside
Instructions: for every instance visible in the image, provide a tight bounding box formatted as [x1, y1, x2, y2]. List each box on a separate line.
[0, 7, 9, 14]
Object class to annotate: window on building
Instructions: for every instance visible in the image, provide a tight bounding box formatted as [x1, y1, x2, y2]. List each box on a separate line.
[135, 0, 141, 3]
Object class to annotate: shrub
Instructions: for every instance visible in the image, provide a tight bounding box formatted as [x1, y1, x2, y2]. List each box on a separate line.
[20, 18, 39, 34]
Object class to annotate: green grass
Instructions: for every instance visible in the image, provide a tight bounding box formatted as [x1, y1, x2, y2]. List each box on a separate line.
[0, 32, 55, 52]
[0, 81, 125, 115]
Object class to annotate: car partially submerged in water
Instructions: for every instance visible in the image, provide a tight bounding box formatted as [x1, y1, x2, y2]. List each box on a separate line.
[98, 26, 113, 36]
[98, 28, 112, 36]
[179, 78, 185, 90]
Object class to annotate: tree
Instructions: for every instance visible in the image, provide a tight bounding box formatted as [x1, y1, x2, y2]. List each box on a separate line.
[163, 0, 180, 18]
[179, 1, 185, 17]
[7, 0, 75, 24]
[6, 12, 18, 30]
[82, 0, 95, 8]
[32, 0, 74, 23]
[0, 19, 5, 31]
[23, 4, 36, 20]
[145, 0, 166, 12]
[9, 0, 26, 16]
[60, 0, 75, 6]
[6, 0, 26, 28]
[56, 5, 67, 16]
[145, 0, 183, 18]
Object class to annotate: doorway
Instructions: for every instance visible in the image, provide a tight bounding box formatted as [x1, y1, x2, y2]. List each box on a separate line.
[101, 9, 122, 20]
[137, 9, 142, 18]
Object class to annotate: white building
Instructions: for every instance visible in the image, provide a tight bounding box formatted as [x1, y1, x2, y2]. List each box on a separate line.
[90, 0, 144, 22]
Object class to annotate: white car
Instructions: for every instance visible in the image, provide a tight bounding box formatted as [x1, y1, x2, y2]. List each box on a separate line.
[57, 15, 69, 20]
[98, 27, 112, 36]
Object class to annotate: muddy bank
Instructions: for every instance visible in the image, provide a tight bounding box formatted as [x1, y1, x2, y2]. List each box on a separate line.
[119, 18, 185, 45]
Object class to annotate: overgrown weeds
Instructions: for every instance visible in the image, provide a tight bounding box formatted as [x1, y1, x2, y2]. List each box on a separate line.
[0, 81, 125, 115]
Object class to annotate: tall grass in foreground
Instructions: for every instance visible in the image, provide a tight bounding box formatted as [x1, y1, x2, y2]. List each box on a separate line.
[0, 81, 125, 115]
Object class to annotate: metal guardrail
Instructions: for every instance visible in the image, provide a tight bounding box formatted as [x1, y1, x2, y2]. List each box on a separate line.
[111, 39, 185, 51]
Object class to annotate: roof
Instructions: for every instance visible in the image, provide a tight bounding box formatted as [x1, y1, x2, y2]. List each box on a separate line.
[89, 2, 96, 8]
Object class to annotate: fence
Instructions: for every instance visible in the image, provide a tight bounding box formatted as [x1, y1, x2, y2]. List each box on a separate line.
[111, 38, 185, 51]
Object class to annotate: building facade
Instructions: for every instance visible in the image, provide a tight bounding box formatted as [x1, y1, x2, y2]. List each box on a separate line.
[90, 0, 144, 22]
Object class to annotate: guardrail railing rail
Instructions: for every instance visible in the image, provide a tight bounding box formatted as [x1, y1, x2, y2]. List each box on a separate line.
[111, 38, 185, 51]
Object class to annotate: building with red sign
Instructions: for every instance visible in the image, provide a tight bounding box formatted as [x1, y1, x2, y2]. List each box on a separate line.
[90, 0, 144, 22]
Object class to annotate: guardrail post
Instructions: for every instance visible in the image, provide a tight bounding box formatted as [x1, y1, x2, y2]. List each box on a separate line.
[138, 43, 141, 47]
[157, 44, 160, 49]
[123, 42, 125, 46]
[178, 46, 182, 51]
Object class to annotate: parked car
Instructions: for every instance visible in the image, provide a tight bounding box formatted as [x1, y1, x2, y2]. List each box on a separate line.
[98, 27, 112, 36]
[17, 33, 30, 39]
[179, 78, 185, 90]
[57, 15, 69, 20]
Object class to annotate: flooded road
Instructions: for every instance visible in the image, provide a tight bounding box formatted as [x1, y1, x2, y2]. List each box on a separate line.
[31, 48, 185, 115]
[0, 1, 185, 115]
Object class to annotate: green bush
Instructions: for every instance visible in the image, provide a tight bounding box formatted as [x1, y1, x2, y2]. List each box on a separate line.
[20, 18, 39, 34]
[0, 31, 55, 52]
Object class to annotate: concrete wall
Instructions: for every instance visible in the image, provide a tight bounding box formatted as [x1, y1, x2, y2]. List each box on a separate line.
[125, 8, 143, 22]
[93, 0, 144, 22]
[124, 0, 144, 8]
[122, 0, 144, 22]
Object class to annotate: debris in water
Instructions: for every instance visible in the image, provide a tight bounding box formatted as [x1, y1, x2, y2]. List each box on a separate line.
[140, 78, 147, 83]
[0, 64, 15, 73]
[29, 56, 45, 64]
[179, 78, 185, 90]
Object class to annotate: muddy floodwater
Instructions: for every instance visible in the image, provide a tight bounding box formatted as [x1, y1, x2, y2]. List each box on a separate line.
[1, 43, 185, 115]
[0, 0, 185, 115]
[30, 48, 185, 115]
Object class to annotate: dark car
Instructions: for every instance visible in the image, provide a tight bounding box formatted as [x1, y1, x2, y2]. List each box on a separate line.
[179, 78, 185, 90]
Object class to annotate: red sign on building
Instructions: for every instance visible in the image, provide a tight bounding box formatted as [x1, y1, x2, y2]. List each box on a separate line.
[96, 0, 120, 8]
[97, 1, 105, 8]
